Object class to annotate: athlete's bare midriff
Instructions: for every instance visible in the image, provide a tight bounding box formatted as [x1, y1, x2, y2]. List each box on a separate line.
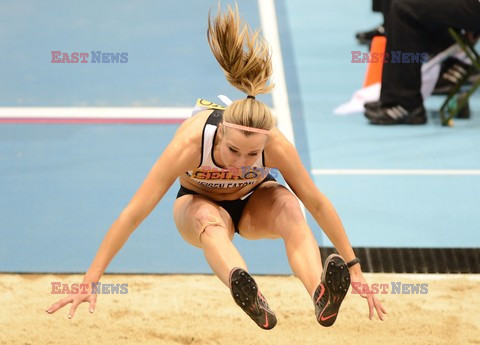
[177, 109, 270, 202]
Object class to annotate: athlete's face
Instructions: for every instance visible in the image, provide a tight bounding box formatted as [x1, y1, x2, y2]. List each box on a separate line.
[219, 127, 268, 172]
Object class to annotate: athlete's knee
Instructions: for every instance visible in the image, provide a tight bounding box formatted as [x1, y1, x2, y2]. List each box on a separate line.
[199, 222, 229, 244]
[194, 211, 228, 243]
[275, 195, 304, 226]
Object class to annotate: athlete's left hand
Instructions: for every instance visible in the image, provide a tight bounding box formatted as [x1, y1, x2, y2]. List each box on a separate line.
[349, 266, 387, 321]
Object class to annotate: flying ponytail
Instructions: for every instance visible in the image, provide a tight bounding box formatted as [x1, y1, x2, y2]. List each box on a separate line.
[207, 3, 276, 134]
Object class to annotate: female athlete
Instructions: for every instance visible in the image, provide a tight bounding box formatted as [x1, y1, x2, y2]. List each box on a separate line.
[46, 4, 386, 329]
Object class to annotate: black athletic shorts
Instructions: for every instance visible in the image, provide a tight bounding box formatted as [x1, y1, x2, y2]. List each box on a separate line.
[176, 173, 277, 233]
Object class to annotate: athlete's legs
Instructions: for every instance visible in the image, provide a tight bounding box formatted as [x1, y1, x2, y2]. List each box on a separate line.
[173, 194, 247, 286]
[238, 182, 323, 297]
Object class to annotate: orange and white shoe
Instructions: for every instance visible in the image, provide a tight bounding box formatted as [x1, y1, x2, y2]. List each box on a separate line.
[313, 254, 350, 327]
[229, 268, 277, 330]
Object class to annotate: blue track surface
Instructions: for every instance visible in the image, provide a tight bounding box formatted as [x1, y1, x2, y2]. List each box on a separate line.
[1, 0, 479, 274]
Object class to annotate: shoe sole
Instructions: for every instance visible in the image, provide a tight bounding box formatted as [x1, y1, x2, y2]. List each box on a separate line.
[318, 254, 350, 327]
[230, 268, 277, 330]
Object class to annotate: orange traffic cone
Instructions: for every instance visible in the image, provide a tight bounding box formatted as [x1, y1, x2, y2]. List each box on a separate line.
[363, 36, 387, 87]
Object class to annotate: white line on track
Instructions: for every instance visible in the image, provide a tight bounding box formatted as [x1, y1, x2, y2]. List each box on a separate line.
[257, 0, 307, 217]
[311, 169, 480, 176]
[0, 107, 191, 119]
[258, 0, 295, 146]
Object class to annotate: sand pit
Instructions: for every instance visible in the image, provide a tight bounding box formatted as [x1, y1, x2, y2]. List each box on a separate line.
[1, 273, 479, 345]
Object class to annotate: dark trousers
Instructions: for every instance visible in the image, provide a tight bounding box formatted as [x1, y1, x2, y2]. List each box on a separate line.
[372, 0, 392, 26]
[380, 0, 480, 109]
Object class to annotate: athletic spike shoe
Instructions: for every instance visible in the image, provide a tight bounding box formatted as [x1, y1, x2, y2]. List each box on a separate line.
[313, 254, 350, 327]
[229, 268, 277, 330]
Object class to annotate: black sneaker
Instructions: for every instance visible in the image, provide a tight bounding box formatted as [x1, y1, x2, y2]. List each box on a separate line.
[432, 57, 472, 95]
[355, 25, 385, 45]
[365, 103, 427, 125]
[229, 268, 277, 330]
[364, 100, 382, 110]
[313, 254, 350, 327]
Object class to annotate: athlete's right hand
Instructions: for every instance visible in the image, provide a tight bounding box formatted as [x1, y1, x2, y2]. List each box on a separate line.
[45, 283, 97, 319]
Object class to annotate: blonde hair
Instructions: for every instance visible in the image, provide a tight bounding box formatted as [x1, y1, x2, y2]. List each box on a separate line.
[207, 3, 275, 136]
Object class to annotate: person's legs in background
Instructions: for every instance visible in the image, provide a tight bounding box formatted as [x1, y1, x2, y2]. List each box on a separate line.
[365, 0, 480, 125]
[355, 0, 392, 45]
